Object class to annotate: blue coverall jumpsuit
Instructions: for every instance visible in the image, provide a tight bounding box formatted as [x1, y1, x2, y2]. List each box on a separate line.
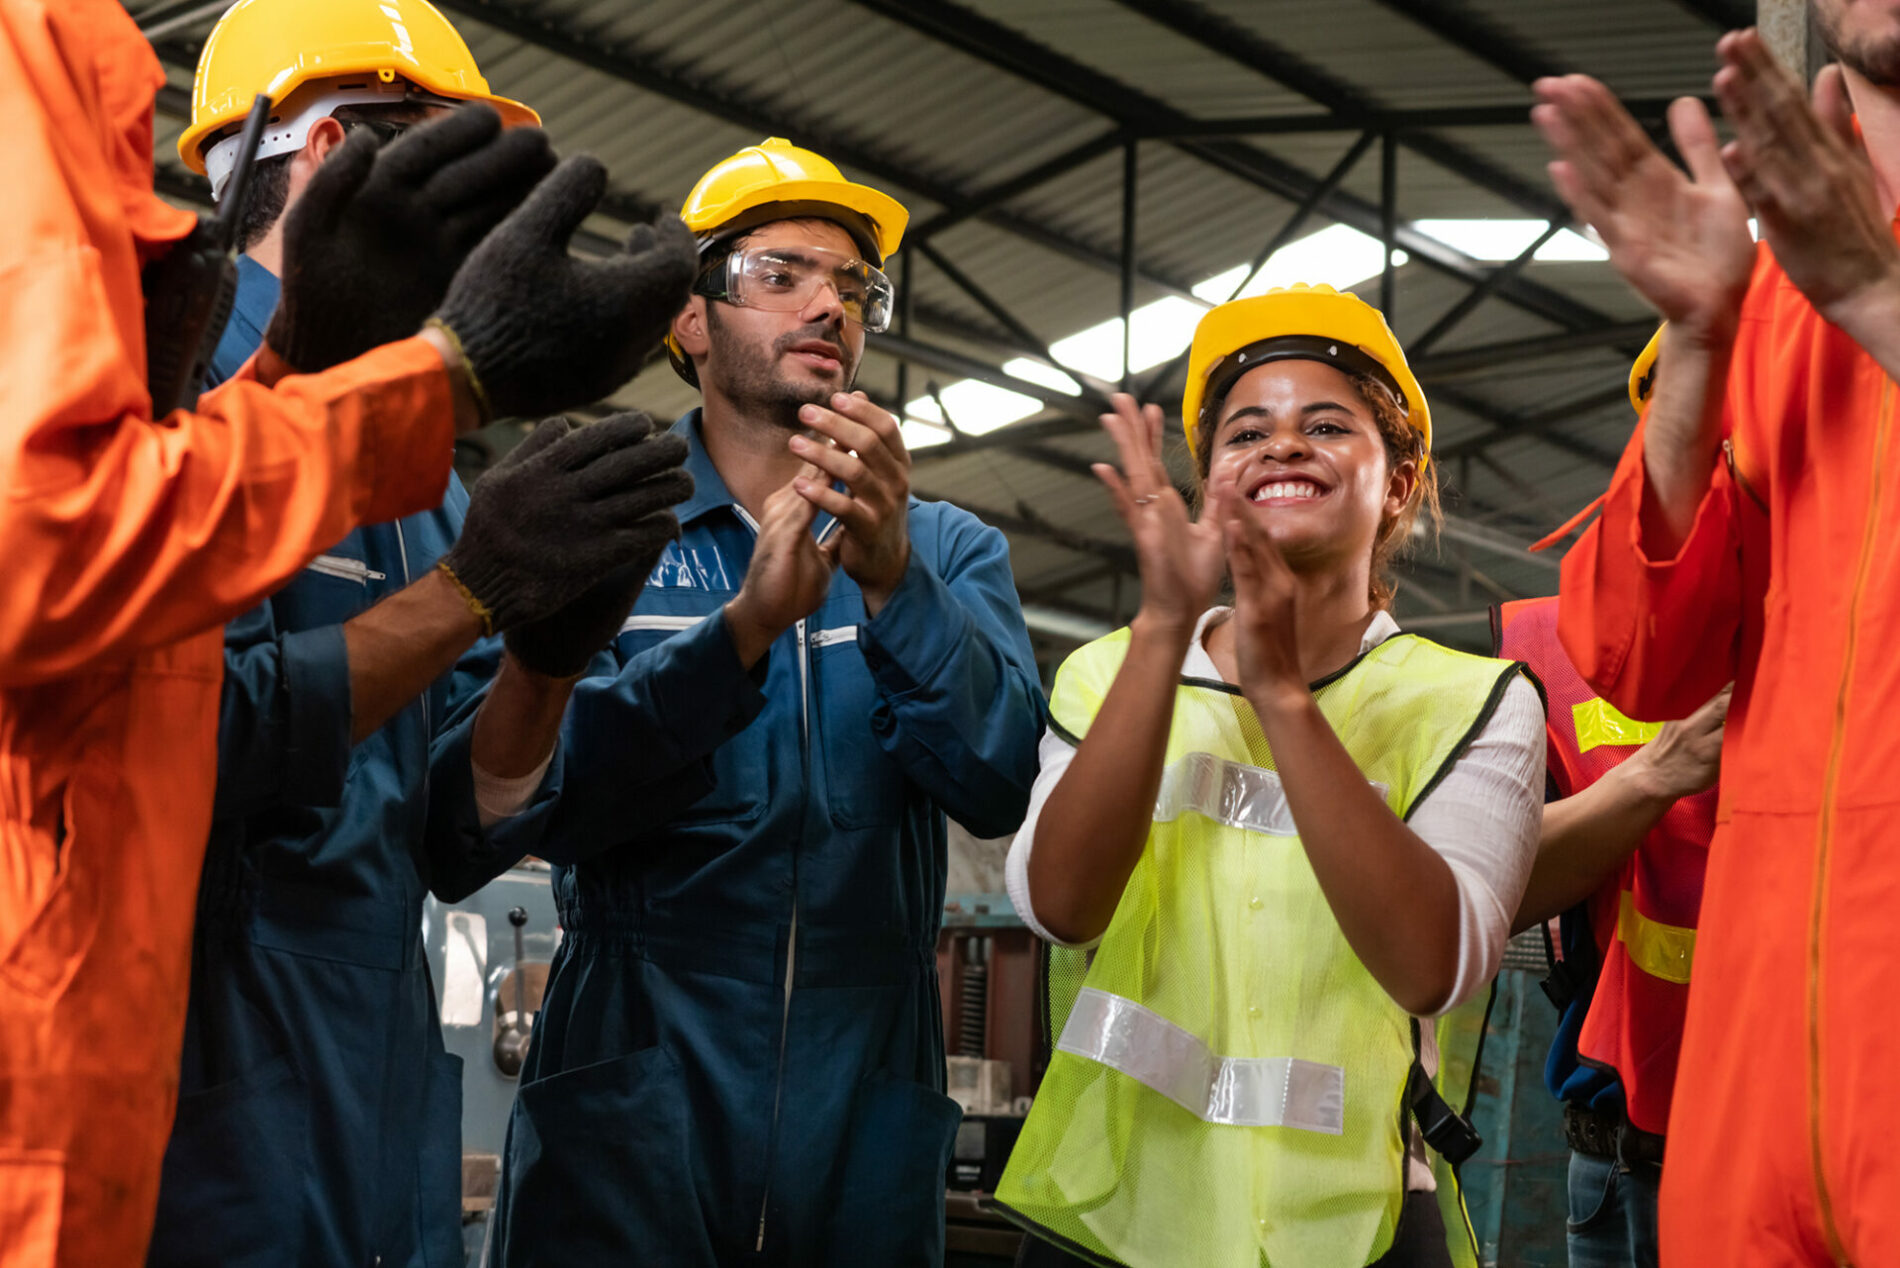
[147, 257, 561, 1268]
[490, 412, 1044, 1267]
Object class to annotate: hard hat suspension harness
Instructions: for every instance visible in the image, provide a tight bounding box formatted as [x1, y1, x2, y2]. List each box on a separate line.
[1199, 334, 1410, 435]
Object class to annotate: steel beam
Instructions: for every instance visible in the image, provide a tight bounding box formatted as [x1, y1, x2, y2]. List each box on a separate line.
[847, 0, 1614, 333]
[951, 501, 1139, 573]
[911, 129, 1127, 240]
[1018, 604, 1117, 643]
[866, 332, 1112, 416]
[913, 243, 1055, 363]
[1139, 98, 1707, 137]
[1120, 139, 1139, 391]
[1414, 321, 1659, 380]
[1139, 131, 1376, 402]
[1408, 222, 1566, 357]
[1106, 0, 1571, 223]
[1435, 384, 1629, 467]
[1380, 131, 1398, 318]
[427, 0, 1207, 306]
[1361, 0, 1564, 84]
[1430, 517, 1559, 572]
[1673, 0, 1755, 31]
[139, 0, 228, 43]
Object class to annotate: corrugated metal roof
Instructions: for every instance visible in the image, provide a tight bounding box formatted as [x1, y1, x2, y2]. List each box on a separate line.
[131, 0, 1734, 631]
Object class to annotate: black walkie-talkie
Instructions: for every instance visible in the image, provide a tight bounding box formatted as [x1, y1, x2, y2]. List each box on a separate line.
[142, 92, 272, 416]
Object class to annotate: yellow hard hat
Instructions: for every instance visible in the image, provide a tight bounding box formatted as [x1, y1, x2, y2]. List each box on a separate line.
[1629, 325, 1663, 412]
[1182, 284, 1431, 465]
[666, 138, 909, 386]
[178, 0, 538, 199]
[679, 138, 908, 266]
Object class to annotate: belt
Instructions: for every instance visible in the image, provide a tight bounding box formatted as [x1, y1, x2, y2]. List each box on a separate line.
[1563, 1102, 1665, 1171]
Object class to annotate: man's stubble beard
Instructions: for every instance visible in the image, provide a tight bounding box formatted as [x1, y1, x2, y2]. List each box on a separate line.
[1815, 1, 1900, 87]
[706, 306, 857, 434]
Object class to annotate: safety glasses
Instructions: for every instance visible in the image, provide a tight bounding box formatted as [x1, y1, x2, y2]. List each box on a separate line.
[696, 244, 895, 331]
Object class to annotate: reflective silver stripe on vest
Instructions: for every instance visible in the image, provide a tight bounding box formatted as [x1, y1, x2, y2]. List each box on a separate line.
[1057, 987, 1346, 1134]
[1153, 751, 1387, 837]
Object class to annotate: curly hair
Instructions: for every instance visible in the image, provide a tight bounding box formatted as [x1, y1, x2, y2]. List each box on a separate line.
[1190, 369, 1439, 608]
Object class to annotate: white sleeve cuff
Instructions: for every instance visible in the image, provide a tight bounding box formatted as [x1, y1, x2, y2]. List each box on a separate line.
[1005, 728, 1097, 947]
[473, 750, 554, 829]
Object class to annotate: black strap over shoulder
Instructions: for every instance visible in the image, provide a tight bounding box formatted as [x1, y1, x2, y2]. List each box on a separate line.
[1407, 1019, 1483, 1166]
[1539, 900, 1596, 1013]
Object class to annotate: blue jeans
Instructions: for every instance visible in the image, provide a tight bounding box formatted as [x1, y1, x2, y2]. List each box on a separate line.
[1566, 1150, 1660, 1268]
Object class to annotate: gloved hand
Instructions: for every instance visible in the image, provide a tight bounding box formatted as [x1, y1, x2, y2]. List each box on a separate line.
[429, 156, 697, 421]
[265, 104, 556, 372]
[504, 558, 662, 678]
[439, 412, 693, 636]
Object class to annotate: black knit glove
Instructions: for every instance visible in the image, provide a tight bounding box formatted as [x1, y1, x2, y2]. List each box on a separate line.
[503, 558, 663, 678]
[440, 413, 692, 635]
[265, 104, 556, 372]
[428, 156, 697, 421]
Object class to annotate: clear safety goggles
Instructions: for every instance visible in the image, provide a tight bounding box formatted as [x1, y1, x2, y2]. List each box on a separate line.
[695, 244, 895, 331]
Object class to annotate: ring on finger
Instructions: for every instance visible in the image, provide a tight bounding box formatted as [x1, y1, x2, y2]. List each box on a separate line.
[1134, 495, 1156, 505]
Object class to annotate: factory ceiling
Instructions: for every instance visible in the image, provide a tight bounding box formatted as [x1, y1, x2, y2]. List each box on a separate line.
[132, 0, 1740, 659]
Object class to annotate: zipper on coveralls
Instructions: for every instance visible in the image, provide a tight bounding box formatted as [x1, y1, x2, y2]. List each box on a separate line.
[737, 509, 839, 1252]
[1808, 379, 1893, 1265]
[304, 553, 386, 584]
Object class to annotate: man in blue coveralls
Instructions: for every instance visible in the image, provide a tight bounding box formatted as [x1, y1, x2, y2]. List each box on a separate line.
[488, 139, 1045, 1266]
[148, 3, 699, 1265]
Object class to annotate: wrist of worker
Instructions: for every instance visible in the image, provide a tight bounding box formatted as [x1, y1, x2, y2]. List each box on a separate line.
[1243, 673, 1313, 723]
[1129, 607, 1198, 653]
[722, 596, 788, 670]
[420, 324, 489, 435]
[1820, 264, 1900, 354]
[1617, 745, 1690, 810]
[1661, 311, 1740, 363]
[854, 541, 911, 618]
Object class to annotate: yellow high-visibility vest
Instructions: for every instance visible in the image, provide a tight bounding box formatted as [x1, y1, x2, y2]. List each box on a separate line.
[996, 626, 1529, 1267]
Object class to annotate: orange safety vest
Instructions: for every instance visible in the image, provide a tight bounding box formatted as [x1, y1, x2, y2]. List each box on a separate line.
[1497, 597, 1714, 1136]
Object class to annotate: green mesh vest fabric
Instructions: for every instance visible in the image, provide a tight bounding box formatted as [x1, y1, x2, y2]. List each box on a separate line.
[998, 627, 1523, 1268]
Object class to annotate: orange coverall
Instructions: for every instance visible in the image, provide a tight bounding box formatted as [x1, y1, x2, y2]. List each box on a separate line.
[0, 2, 459, 1262]
[1560, 237, 1900, 1265]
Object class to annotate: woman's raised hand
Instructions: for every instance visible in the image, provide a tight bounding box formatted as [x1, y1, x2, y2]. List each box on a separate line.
[1091, 393, 1223, 637]
[1214, 482, 1306, 708]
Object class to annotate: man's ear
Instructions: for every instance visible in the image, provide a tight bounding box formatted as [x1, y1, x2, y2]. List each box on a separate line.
[674, 295, 711, 361]
[297, 116, 350, 175]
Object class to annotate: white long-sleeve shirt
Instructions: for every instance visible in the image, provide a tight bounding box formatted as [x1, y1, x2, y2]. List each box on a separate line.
[1005, 608, 1544, 1191]
[1006, 607, 1545, 1011]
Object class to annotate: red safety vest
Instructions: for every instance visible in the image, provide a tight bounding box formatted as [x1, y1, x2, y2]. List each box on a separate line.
[1497, 597, 1715, 1136]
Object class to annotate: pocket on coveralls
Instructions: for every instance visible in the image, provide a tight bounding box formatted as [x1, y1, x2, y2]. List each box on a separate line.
[826, 1075, 963, 1267]
[813, 636, 901, 831]
[0, 1151, 64, 1262]
[0, 769, 102, 1001]
[147, 1052, 311, 1267]
[501, 1045, 715, 1267]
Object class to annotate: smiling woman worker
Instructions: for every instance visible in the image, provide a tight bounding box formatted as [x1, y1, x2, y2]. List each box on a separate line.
[996, 285, 1546, 1268]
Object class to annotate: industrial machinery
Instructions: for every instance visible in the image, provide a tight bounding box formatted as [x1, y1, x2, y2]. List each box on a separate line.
[937, 892, 1040, 1266]
[422, 860, 561, 1265]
